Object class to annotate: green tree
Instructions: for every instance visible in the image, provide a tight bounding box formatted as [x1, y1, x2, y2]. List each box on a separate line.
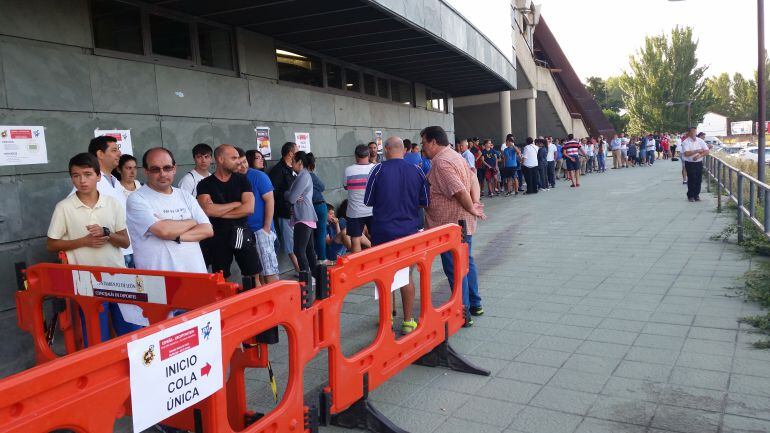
[605, 76, 625, 112]
[705, 73, 733, 116]
[620, 26, 709, 133]
[585, 76, 608, 108]
[733, 72, 758, 120]
[585, 76, 625, 112]
[603, 108, 629, 132]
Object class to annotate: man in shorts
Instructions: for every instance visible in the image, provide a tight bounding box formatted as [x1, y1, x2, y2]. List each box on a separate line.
[196, 144, 261, 282]
[343, 144, 375, 253]
[562, 134, 584, 187]
[501, 135, 520, 195]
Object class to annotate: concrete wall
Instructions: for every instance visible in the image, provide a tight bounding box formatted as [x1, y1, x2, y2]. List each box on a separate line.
[0, 0, 454, 377]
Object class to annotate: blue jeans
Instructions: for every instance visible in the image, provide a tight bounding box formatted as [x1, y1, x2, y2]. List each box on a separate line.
[313, 202, 328, 261]
[647, 150, 655, 164]
[597, 153, 606, 171]
[440, 235, 481, 311]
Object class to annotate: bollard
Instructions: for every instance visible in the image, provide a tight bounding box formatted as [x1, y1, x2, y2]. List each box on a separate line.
[737, 174, 744, 242]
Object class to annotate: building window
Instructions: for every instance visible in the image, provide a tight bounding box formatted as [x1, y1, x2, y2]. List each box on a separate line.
[391, 80, 412, 104]
[276, 49, 323, 87]
[90, 1, 236, 71]
[426, 88, 446, 112]
[326, 63, 342, 89]
[363, 74, 376, 96]
[345, 68, 360, 92]
[377, 77, 389, 99]
[92, 0, 144, 55]
[150, 14, 192, 60]
[198, 23, 233, 70]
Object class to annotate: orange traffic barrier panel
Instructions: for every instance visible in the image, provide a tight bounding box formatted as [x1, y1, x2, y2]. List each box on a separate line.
[0, 279, 321, 433]
[315, 222, 489, 432]
[15, 263, 240, 364]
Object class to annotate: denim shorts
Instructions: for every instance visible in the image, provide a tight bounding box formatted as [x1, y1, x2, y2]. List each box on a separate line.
[277, 217, 294, 254]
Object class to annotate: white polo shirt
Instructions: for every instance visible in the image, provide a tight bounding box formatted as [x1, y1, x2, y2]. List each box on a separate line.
[546, 143, 558, 162]
[681, 137, 709, 162]
[47, 192, 126, 268]
[522, 144, 539, 168]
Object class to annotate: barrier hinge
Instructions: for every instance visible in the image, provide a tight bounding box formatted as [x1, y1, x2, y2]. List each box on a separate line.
[304, 404, 320, 433]
[299, 271, 315, 309]
[458, 219, 468, 243]
[316, 264, 330, 301]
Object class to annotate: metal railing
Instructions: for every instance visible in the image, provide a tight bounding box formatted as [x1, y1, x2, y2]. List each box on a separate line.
[704, 154, 770, 241]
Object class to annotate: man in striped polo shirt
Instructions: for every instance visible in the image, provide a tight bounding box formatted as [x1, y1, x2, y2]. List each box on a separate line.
[562, 134, 585, 188]
[343, 144, 376, 252]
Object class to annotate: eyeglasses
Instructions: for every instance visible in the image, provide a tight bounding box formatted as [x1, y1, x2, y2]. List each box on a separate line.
[146, 165, 175, 174]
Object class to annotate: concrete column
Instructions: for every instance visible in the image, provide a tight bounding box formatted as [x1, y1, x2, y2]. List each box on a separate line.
[499, 90, 512, 142]
[526, 96, 537, 138]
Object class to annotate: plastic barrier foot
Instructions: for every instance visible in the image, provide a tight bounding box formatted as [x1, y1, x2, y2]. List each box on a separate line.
[331, 398, 409, 433]
[415, 340, 491, 376]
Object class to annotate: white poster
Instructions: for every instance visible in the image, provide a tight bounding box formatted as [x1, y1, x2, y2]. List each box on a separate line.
[0, 126, 47, 166]
[375, 267, 411, 300]
[127, 310, 223, 433]
[375, 130, 383, 154]
[256, 127, 272, 160]
[71, 270, 168, 304]
[295, 132, 311, 153]
[94, 129, 133, 156]
[731, 121, 753, 135]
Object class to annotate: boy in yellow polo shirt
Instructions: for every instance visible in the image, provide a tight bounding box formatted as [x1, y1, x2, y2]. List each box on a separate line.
[47, 153, 130, 342]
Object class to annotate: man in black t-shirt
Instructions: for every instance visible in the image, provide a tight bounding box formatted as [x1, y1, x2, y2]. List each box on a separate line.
[196, 144, 262, 282]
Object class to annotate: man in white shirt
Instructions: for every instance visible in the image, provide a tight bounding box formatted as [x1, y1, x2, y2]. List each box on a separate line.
[681, 127, 710, 202]
[343, 144, 375, 252]
[521, 137, 540, 194]
[127, 148, 213, 273]
[457, 139, 476, 171]
[546, 136, 557, 188]
[178, 143, 212, 196]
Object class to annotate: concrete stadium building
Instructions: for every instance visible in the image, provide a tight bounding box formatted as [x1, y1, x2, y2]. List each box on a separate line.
[0, 0, 607, 375]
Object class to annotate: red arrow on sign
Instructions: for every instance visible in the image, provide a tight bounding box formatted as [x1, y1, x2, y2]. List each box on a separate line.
[201, 363, 211, 377]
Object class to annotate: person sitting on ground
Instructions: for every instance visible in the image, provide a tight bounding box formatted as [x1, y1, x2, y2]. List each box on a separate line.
[326, 203, 351, 261]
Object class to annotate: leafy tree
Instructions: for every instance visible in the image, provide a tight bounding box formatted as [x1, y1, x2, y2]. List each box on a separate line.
[620, 26, 709, 133]
[585, 76, 625, 112]
[603, 108, 629, 132]
[705, 73, 733, 116]
[605, 76, 625, 112]
[585, 76, 608, 108]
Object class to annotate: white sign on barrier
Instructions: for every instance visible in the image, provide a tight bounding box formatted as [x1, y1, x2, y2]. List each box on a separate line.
[127, 310, 223, 433]
[374, 267, 411, 300]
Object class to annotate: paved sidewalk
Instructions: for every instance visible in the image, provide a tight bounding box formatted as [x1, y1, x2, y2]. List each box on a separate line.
[286, 160, 769, 433]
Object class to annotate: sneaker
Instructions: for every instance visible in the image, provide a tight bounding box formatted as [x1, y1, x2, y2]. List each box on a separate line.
[401, 319, 418, 334]
[463, 316, 474, 327]
[470, 306, 484, 316]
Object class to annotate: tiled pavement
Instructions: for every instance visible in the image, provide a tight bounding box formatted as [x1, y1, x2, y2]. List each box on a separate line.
[133, 160, 770, 433]
[297, 160, 770, 433]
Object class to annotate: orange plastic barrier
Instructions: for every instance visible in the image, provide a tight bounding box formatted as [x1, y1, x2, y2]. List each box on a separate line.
[316, 223, 489, 431]
[0, 279, 319, 433]
[15, 263, 240, 364]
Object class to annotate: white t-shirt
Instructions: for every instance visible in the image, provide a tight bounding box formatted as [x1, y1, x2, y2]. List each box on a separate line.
[546, 143, 558, 162]
[343, 163, 375, 218]
[126, 185, 210, 274]
[584, 144, 595, 156]
[121, 180, 142, 199]
[461, 149, 475, 169]
[681, 137, 709, 162]
[178, 170, 210, 197]
[646, 138, 656, 151]
[522, 144, 539, 168]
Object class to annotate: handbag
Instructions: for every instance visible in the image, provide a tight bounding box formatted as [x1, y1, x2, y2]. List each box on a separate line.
[230, 224, 256, 250]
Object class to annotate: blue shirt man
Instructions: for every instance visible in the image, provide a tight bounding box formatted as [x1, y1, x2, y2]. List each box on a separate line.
[363, 136, 428, 334]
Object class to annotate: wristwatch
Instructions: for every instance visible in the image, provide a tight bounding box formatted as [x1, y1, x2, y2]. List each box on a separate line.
[174, 235, 181, 244]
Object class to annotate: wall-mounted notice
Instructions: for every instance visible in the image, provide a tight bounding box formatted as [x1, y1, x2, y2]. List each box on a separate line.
[256, 127, 272, 160]
[295, 132, 311, 152]
[94, 129, 133, 156]
[127, 309, 223, 433]
[0, 126, 47, 166]
[375, 130, 383, 154]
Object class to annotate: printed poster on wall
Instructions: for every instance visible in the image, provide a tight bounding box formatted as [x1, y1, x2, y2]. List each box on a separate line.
[375, 130, 383, 154]
[731, 121, 753, 135]
[127, 309, 223, 433]
[0, 126, 48, 166]
[94, 129, 134, 156]
[295, 132, 311, 152]
[255, 127, 272, 160]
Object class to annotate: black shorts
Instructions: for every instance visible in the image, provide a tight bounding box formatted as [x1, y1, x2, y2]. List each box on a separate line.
[347, 215, 372, 237]
[501, 167, 517, 179]
[565, 157, 580, 171]
[204, 235, 262, 279]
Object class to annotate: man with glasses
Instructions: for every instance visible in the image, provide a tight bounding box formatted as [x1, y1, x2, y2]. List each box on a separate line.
[126, 148, 213, 273]
[197, 144, 261, 282]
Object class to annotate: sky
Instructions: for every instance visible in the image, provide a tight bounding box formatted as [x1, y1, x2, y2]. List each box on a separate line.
[538, 0, 770, 80]
[451, 0, 770, 82]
